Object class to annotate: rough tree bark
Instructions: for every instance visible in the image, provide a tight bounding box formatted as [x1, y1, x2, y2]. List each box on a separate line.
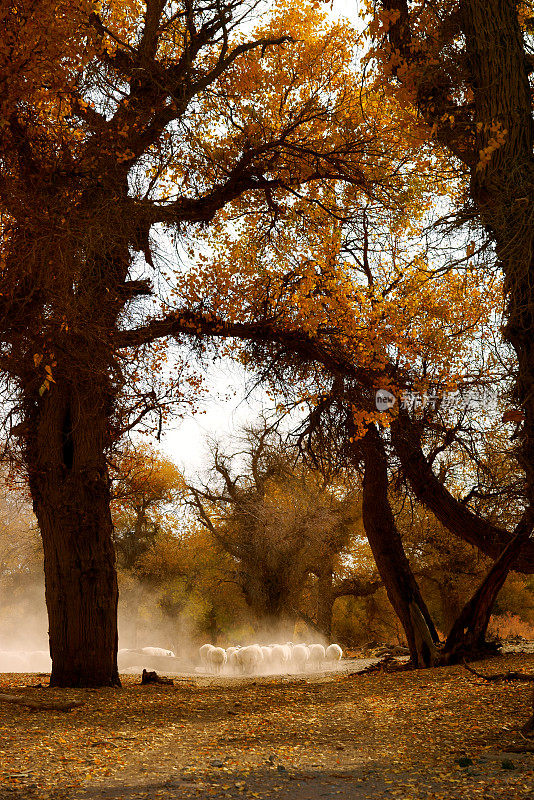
[355, 423, 440, 667]
[460, 0, 534, 506]
[25, 376, 120, 687]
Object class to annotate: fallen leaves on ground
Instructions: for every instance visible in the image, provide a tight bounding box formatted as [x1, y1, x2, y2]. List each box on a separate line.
[0, 653, 532, 800]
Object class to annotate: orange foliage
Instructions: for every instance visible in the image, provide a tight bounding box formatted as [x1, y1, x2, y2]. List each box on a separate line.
[488, 613, 534, 641]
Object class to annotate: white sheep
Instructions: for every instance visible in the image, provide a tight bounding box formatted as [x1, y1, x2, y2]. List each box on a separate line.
[140, 646, 175, 657]
[260, 645, 274, 672]
[270, 644, 291, 671]
[325, 643, 343, 664]
[236, 644, 263, 674]
[308, 643, 326, 670]
[199, 643, 215, 670]
[226, 646, 240, 672]
[291, 643, 309, 671]
[206, 646, 227, 675]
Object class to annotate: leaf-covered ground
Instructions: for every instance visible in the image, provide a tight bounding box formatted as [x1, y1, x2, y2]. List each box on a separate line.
[0, 653, 533, 800]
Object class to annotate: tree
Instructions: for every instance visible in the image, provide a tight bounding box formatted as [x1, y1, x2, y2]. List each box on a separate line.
[187, 425, 366, 633]
[111, 443, 184, 571]
[151, 182, 534, 666]
[0, 0, 394, 685]
[369, 0, 534, 505]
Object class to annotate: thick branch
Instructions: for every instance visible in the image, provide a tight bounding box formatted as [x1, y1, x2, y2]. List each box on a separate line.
[463, 662, 534, 682]
[116, 310, 388, 389]
[391, 412, 534, 572]
[0, 693, 84, 711]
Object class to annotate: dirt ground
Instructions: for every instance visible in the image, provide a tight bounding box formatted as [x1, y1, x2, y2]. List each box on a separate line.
[0, 653, 533, 800]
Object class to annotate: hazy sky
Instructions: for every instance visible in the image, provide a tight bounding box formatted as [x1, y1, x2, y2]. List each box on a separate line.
[160, 362, 268, 479]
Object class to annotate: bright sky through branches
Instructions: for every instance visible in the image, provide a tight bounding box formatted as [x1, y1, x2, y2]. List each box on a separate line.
[159, 0, 361, 477]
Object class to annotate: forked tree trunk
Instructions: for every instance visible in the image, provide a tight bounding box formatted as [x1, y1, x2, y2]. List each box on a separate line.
[26, 381, 120, 687]
[356, 424, 440, 667]
[441, 513, 533, 664]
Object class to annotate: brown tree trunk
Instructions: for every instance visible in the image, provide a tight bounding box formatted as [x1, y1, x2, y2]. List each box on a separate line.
[356, 424, 440, 667]
[26, 382, 120, 687]
[316, 560, 334, 639]
[459, 0, 534, 504]
[239, 561, 299, 628]
[441, 513, 533, 664]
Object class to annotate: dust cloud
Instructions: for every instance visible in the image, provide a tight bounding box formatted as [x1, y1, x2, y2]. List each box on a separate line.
[0, 582, 343, 677]
[0, 578, 51, 672]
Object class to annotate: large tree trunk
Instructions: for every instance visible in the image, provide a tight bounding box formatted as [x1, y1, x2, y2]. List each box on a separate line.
[26, 382, 120, 687]
[459, 0, 534, 507]
[240, 568, 295, 629]
[356, 424, 440, 667]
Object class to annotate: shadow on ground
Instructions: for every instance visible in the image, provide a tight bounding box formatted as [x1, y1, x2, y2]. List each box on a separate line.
[72, 764, 388, 800]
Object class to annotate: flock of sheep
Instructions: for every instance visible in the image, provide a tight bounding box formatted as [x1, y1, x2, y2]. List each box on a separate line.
[0, 643, 344, 676]
[199, 642, 343, 675]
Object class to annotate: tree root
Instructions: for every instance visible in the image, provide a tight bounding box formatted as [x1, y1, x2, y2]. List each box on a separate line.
[462, 661, 534, 682]
[359, 655, 413, 674]
[505, 738, 534, 752]
[0, 692, 84, 711]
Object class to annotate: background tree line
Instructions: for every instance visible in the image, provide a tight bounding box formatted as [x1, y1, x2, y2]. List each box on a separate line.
[2, 430, 532, 656]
